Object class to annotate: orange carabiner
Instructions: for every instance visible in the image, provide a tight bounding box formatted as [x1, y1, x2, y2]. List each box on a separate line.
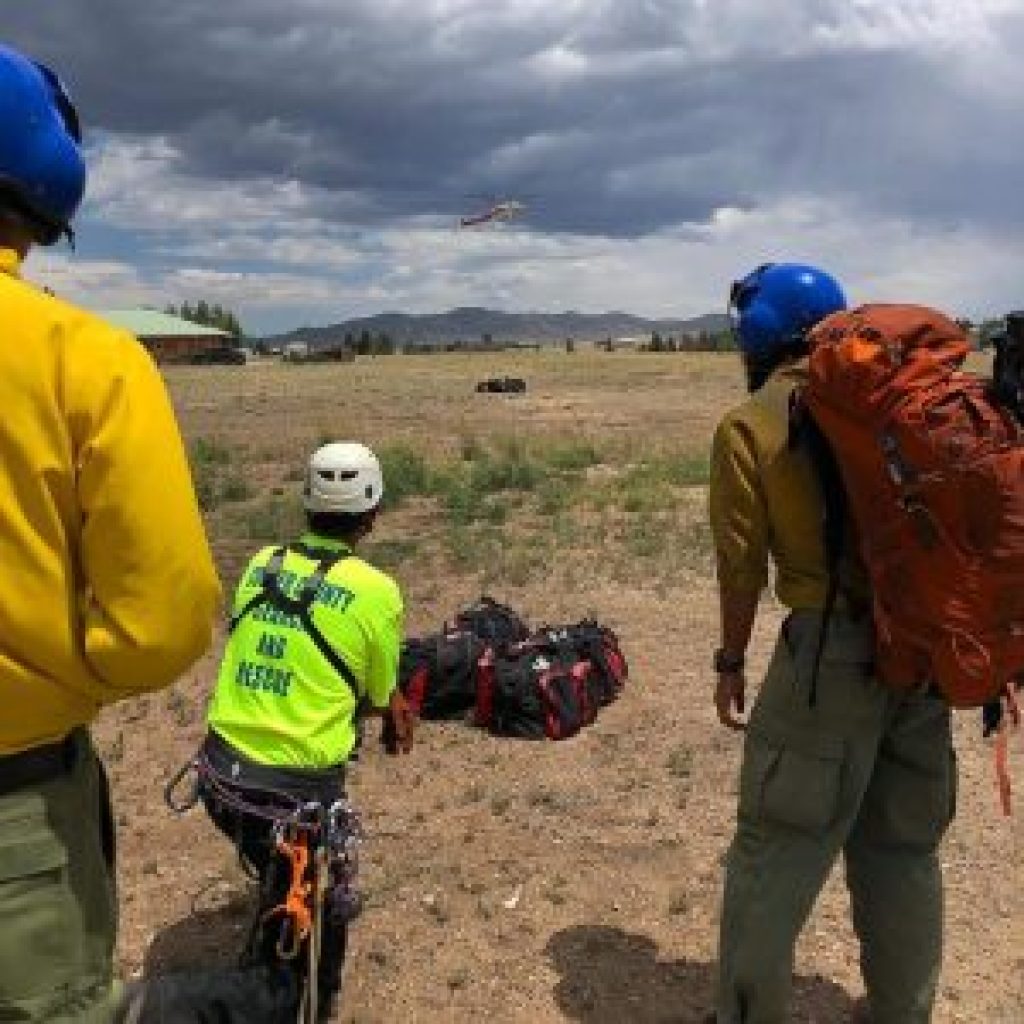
[263, 832, 313, 959]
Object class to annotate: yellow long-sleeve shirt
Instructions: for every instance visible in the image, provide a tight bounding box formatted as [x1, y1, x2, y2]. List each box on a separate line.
[709, 362, 867, 610]
[0, 248, 222, 754]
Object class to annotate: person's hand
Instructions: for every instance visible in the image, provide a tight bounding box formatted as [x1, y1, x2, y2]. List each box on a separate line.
[715, 670, 747, 731]
[383, 690, 415, 754]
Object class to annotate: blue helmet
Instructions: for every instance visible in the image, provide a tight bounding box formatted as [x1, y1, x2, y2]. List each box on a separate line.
[0, 44, 85, 245]
[729, 263, 846, 357]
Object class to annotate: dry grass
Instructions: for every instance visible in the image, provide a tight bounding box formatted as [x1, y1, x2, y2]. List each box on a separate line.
[176, 352, 732, 587]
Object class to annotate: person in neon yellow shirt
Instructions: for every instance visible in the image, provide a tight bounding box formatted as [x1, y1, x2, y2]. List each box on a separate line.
[202, 441, 414, 1020]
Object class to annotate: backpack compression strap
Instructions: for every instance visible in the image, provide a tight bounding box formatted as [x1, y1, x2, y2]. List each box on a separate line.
[229, 546, 361, 697]
[788, 393, 848, 707]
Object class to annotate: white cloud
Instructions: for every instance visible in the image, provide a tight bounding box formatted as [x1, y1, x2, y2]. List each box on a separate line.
[23, 252, 158, 308]
[84, 137, 324, 234]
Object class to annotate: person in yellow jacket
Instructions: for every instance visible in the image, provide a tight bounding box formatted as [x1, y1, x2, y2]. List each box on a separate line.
[0, 44, 221, 1023]
[200, 441, 414, 1021]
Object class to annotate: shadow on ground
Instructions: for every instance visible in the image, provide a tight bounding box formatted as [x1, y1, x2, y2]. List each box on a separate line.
[546, 925, 859, 1024]
[144, 890, 255, 974]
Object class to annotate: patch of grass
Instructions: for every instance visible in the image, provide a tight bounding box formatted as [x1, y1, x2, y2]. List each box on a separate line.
[438, 481, 492, 527]
[667, 744, 695, 780]
[444, 523, 503, 570]
[467, 450, 541, 495]
[364, 538, 420, 569]
[677, 518, 715, 569]
[496, 542, 549, 587]
[625, 508, 672, 559]
[193, 471, 218, 513]
[620, 453, 710, 493]
[536, 479, 569, 517]
[459, 436, 486, 462]
[191, 437, 233, 466]
[660, 453, 711, 486]
[540, 440, 602, 473]
[244, 495, 305, 541]
[220, 476, 252, 503]
[378, 444, 432, 508]
[189, 437, 236, 513]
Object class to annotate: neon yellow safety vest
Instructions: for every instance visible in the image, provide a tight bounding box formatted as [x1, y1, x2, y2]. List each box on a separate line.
[206, 533, 402, 769]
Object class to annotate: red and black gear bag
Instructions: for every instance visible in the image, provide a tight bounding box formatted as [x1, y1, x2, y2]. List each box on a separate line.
[474, 632, 606, 740]
[540, 614, 626, 704]
[537, 658, 596, 740]
[474, 647, 549, 739]
[398, 631, 484, 719]
[453, 595, 530, 646]
[805, 304, 1024, 707]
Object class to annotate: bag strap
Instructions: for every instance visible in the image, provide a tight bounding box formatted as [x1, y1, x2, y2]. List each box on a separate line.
[228, 545, 360, 697]
[788, 392, 848, 707]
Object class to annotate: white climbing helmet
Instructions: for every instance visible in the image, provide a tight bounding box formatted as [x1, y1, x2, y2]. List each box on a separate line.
[303, 442, 383, 515]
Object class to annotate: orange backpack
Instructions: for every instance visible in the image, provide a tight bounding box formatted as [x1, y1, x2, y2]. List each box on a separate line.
[804, 304, 1024, 709]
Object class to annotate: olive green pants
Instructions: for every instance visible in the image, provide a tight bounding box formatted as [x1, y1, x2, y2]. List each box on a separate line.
[716, 611, 956, 1024]
[0, 730, 118, 1023]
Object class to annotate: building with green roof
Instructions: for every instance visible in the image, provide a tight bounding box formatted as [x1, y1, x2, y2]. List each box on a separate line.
[97, 309, 233, 364]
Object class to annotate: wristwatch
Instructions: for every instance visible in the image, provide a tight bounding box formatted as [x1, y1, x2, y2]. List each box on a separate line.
[714, 648, 745, 674]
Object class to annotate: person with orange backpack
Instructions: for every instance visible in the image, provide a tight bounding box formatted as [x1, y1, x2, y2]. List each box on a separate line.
[708, 263, 958, 1024]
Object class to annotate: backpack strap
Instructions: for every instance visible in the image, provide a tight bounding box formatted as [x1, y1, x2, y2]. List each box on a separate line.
[788, 392, 848, 707]
[228, 545, 361, 697]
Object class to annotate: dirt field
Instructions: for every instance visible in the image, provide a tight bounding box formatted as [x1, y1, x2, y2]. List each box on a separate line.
[96, 351, 1023, 1023]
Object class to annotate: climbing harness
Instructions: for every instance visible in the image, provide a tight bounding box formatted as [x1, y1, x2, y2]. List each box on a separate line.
[165, 752, 363, 1023]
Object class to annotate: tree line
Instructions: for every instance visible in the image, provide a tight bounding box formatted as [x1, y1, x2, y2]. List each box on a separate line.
[640, 329, 737, 352]
[165, 300, 244, 340]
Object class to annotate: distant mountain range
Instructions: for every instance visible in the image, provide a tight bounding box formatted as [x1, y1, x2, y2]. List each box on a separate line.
[261, 307, 730, 348]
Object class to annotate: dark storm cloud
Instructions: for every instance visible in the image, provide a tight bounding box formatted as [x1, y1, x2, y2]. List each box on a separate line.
[5, 2, 1023, 237]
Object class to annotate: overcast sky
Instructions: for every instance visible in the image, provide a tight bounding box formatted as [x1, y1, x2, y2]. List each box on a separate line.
[7, 1, 1024, 333]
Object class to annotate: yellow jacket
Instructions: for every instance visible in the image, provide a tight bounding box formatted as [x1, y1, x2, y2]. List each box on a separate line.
[0, 248, 222, 754]
[709, 362, 868, 610]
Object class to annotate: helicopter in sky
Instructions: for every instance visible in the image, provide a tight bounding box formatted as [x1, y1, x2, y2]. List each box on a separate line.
[458, 197, 528, 228]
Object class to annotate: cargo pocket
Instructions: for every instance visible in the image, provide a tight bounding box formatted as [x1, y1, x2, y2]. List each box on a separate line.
[739, 722, 845, 835]
[857, 699, 956, 850]
[0, 829, 75, 1000]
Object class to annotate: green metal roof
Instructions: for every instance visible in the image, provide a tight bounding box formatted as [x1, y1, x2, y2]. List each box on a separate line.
[97, 309, 230, 338]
